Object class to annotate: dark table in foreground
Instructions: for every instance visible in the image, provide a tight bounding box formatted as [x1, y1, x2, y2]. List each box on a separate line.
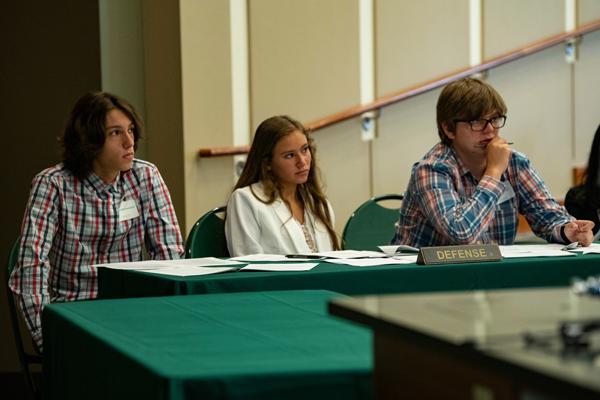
[329, 287, 600, 400]
[99, 253, 600, 299]
[43, 290, 371, 400]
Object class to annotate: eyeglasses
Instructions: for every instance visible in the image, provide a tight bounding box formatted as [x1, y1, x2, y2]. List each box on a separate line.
[454, 116, 507, 131]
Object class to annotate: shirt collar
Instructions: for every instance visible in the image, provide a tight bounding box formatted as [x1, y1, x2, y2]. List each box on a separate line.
[442, 144, 470, 178]
[85, 171, 121, 194]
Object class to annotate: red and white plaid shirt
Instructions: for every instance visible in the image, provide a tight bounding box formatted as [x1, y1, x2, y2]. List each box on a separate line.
[9, 159, 184, 349]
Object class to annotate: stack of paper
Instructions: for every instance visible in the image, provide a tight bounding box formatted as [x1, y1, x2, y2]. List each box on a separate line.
[499, 244, 576, 258]
[95, 258, 244, 276]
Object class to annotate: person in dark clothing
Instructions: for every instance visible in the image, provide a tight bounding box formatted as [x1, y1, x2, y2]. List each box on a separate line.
[565, 124, 600, 235]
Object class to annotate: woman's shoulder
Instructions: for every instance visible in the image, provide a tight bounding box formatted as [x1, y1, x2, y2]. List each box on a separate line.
[231, 182, 270, 203]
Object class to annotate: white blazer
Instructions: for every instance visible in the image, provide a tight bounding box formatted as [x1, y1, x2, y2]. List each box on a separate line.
[225, 183, 335, 257]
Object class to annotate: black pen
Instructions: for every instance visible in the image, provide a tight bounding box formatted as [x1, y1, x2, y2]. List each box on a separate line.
[285, 254, 323, 259]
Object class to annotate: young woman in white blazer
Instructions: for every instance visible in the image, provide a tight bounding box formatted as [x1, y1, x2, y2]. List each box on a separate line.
[225, 115, 340, 256]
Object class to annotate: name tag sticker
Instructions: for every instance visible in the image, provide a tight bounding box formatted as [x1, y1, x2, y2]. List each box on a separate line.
[118, 199, 139, 222]
[417, 244, 502, 265]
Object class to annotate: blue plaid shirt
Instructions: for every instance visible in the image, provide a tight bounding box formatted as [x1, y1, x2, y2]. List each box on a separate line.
[393, 143, 573, 248]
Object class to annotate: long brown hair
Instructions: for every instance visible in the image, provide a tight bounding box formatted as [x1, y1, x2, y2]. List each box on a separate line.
[61, 92, 143, 180]
[235, 115, 340, 250]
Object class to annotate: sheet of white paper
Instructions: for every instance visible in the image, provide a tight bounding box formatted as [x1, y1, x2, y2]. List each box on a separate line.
[95, 257, 244, 270]
[229, 254, 292, 262]
[95, 260, 170, 270]
[325, 256, 418, 267]
[499, 244, 576, 258]
[377, 245, 420, 256]
[567, 243, 600, 254]
[174, 258, 245, 266]
[138, 266, 238, 277]
[240, 263, 318, 272]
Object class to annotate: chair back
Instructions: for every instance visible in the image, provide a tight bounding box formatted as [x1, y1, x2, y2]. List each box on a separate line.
[342, 194, 403, 251]
[6, 238, 42, 399]
[185, 206, 230, 258]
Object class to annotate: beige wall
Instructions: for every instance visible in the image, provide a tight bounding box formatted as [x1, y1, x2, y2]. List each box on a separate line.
[314, 121, 371, 233]
[376, 0, 470, 92]
[180, 0, 235, 232]
[580, 0, 600, 25]
[483, 0, 564, 58]
[249, 0, 360, 125]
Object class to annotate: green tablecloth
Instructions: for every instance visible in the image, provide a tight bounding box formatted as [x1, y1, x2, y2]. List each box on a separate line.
[43, 290, 372, 400]
[99, 253, 600, 299]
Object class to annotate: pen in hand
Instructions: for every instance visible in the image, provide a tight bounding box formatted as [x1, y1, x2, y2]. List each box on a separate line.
[285, 254, 323, 260]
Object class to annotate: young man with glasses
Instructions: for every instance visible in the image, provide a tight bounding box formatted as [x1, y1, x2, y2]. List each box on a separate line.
[393, 77, 593, 248]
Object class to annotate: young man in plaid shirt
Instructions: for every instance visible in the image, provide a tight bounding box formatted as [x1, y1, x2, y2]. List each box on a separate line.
[9, 92, 184, 350]
[393, 77, 593, 249]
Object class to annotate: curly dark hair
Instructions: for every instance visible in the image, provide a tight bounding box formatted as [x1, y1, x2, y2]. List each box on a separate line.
[60, 92, 143, 179]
